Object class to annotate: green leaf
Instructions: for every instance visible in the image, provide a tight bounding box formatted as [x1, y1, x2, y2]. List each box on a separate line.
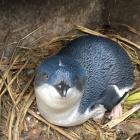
[125, 91, 140, 104]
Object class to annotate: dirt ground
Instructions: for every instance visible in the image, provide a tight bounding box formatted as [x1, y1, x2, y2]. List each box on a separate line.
[0, 0, 140, 140]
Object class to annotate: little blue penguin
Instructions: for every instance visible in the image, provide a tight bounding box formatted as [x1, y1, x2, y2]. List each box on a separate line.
[34, 35, 134, 127]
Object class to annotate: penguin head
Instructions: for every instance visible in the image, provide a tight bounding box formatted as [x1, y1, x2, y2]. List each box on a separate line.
[35, 55, 85, 110]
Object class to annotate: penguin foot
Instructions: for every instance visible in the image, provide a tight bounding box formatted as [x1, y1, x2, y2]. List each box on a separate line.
[109, 103, 122, 119]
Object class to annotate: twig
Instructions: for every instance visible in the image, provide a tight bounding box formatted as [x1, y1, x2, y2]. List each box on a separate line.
[119, 24, 140, 36]
[20, 27, 43, 41]
[8, 107, 15, 140]
[0, 55, 20, 93]
[0, 63, 35, 70]
[15, 75, 34, 105]
[28, 110, 77, 140]
[47, 35, 80, 45]
[0, 58, 30, 97]
[112, 34, 140, 50]
[0, 73, 16, 105]
[76, 25, 107, 38]
[0, 96, 1, 122]
[103, 104, 140, 129]
[76, 25, 140, 50]
[13, 90, 34, 140]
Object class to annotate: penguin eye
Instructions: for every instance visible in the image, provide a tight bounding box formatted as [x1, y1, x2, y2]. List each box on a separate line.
[43, 73, 49, 80]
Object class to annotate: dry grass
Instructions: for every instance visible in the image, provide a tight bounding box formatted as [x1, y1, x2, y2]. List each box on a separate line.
[0, 25, 140, 140]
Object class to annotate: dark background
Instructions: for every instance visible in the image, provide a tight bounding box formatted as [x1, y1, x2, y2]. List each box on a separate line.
[0, 0, 139, 44]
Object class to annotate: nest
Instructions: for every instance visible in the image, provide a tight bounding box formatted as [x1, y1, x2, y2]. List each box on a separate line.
[0, 26, 140, 140]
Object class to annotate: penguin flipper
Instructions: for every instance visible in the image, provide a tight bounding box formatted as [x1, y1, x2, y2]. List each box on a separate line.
[101, 85, 133, 119]
[98, 85, 133, 111]
[88, 85, 133, 119]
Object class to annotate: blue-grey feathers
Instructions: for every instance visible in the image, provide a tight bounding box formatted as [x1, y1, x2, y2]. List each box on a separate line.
[60, 35, 134, 113]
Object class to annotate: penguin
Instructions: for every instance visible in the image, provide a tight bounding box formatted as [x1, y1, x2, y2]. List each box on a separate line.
[34, 35, 134, 127]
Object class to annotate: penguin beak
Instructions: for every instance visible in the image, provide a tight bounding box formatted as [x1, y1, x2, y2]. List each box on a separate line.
[54, 81, 70, 97]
